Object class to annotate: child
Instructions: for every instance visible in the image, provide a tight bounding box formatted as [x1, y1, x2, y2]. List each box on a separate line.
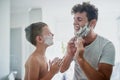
[24, 22, 62, 80]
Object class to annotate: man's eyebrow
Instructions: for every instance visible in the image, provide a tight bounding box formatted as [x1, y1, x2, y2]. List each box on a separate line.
[73, 16, 83, 19]
[77, 17, 83, 20]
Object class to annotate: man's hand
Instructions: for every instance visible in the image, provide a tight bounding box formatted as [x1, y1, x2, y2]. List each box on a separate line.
[60, 37, 77, 73]
[75, 38, 85, 62]
[67, 37, 77, 56]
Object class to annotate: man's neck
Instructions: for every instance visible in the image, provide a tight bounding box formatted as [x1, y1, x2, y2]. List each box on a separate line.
[83, 31, 97, 46]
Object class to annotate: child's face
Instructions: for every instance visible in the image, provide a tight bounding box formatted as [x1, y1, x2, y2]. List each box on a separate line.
[41, 26, 54, 46]
[42, 26, 54, 37]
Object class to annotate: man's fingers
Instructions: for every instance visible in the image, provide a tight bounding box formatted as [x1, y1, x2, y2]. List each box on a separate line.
[58, 58, 64, 67]
[68, 37, 76, 44]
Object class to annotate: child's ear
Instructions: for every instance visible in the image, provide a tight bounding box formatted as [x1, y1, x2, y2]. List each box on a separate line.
[36, 36, 43, 43]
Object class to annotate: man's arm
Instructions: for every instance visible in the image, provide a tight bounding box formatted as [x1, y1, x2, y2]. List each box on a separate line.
[60, 37, 77, 73]
[75, 39, 115, 80]
[60, 53, 74, 73]
[77, 58, 113, 80]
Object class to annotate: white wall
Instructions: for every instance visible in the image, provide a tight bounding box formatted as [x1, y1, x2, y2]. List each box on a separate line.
[0, 0, 10, 79]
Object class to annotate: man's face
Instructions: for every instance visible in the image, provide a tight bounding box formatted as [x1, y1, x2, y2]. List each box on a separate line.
[73, 12, 88, 32]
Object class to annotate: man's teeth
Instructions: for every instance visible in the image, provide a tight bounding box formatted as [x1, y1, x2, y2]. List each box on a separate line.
[75, 27, 79, 30]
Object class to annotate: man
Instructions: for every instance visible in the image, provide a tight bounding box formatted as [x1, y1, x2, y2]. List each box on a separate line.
[24, 22, 62, 80]
[60, 2, 115, 80]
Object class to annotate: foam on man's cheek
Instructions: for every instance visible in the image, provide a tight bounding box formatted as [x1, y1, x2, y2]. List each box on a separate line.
[74, 23, 90, 38]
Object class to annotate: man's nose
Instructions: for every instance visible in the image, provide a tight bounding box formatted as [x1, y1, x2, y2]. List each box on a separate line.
[74, 19, 79, 25]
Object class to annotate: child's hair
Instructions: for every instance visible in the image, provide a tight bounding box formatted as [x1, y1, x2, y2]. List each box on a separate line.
[25, 22, 47, 46]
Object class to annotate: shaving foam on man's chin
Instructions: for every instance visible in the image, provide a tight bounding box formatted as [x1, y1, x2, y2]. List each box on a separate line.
[74, 23, 90, 39]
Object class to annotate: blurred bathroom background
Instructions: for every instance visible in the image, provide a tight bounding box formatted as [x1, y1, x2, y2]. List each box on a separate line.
[0, 0, 120, 80]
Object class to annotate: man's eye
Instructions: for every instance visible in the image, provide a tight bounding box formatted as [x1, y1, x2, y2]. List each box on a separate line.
[77, 18, 82, 21]
[78, 20, 81, 22]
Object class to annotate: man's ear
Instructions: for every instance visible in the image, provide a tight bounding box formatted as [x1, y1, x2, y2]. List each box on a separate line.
[89, 19, 97, 28]
[36, 35, 43, 43]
